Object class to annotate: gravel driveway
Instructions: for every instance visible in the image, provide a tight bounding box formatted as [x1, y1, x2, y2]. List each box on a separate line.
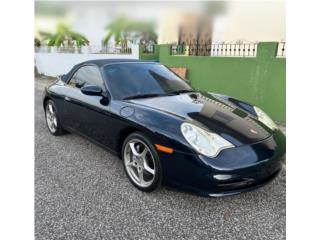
[35, 77, 286, 240]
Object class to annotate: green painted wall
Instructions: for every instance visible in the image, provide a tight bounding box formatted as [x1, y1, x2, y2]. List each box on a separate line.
[139, 44, 159, 61]
[159, 43, 286, 122]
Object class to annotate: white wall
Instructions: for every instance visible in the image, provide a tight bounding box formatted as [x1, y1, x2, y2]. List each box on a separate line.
[35, 45, 139, 77]
[213, 1, 286, 42]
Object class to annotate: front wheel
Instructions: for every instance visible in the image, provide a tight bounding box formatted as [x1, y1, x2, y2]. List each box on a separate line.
[45, 100, 66, 136]
[122, 132, 162, 192]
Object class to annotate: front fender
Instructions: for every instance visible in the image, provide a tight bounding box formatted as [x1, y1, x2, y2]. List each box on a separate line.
[128, 104, 195, 154]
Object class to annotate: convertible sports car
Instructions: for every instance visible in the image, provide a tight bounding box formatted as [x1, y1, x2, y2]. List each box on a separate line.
[43, 59, 286, 197]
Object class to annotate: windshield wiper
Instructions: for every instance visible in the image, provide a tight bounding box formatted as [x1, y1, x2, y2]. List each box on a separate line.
[168, 89, 196, 95]
[123, 93, 172, 100]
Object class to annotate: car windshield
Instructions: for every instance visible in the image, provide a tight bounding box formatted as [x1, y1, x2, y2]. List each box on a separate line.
[103, 63, 193, 100]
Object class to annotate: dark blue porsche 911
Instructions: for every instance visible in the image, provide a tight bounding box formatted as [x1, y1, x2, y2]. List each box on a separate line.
[43, 59, 286, 197]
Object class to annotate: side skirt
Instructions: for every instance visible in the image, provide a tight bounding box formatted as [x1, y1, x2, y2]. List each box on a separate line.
[63, 126, 121, 158]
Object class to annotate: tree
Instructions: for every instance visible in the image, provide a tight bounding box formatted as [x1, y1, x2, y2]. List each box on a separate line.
[34, 38, 41, 48]
[103, 17, 157, 46]
[40, 24, 89, 47]
[132, 21, 158, 45]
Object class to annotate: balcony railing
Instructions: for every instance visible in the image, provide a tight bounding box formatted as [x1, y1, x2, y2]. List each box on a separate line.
[143, 43, 156, 54]
[171, 42, 258, 57]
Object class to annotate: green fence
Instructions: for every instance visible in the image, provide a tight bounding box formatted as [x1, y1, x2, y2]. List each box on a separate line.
[158, 43, 285, 122]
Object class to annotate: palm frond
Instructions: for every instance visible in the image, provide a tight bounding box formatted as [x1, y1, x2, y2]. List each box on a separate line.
[39, 24, 89, 47]
[103, 17, 158, 46]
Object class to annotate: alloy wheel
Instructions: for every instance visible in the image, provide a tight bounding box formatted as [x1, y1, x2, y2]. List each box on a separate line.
[124, 139, 156, 188]
[45, 102, 57, 133]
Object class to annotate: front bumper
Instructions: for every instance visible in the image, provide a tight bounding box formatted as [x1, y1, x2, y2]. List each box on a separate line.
[208, 168, 281, 197]
[160, 131, 285, 197]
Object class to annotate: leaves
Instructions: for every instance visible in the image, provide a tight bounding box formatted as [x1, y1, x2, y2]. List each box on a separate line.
[103, 17, 158, 45]
[103, 32, 113, 45]
[39, 24, 89, 47]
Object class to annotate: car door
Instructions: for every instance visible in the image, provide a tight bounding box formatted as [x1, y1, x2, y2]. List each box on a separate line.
[62, 65, 115, 147]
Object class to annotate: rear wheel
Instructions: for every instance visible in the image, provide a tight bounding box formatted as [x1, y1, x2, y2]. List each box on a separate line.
[122, 132, 162, 192]
[45, 100, 66, 136]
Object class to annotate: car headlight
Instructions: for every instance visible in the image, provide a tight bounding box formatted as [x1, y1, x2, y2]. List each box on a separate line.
[254, 106, 278, 130]
[180, 123, 234, 157]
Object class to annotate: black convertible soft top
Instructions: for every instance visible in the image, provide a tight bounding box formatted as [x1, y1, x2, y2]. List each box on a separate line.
[60, 59, 147, 83]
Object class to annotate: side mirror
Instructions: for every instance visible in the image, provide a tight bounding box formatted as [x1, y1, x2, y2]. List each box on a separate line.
[81, 85, 103, 96]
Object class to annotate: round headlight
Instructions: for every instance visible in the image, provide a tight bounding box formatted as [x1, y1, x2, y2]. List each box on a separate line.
[180, 123, 234, 157]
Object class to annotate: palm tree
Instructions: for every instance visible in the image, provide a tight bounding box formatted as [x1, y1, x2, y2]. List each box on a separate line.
[103, 17, 131, 46]
[40, 24, 89, 47]
[132, 22, 158, 45]
[103, 17, 157, 46]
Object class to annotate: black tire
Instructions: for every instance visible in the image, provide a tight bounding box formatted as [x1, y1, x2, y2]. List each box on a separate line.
[121, 132, 162, 192]
[44, 99, 67, 136]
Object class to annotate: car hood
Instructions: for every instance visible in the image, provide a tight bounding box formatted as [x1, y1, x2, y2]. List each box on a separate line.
[129, 92, 272, 146]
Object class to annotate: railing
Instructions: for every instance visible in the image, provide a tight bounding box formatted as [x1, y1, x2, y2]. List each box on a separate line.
[35, 46, 51, 53]
[212, 42, 257, 57]
[171, 41, 258, 57]
[171, 44, 192, 56]
[55, 47, 79, 53]
[104, 45, 132, 54]
[143, 43, 156, 54]
[277, 42, 286, 57]
[35, 45, 132, 54]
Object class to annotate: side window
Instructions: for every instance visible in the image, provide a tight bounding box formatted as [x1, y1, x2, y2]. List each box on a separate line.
[68, 66, 105, 90]
[68, 72, 77, 88]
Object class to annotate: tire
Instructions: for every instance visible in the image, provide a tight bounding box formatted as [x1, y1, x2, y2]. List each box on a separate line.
[121, 132, 162, 192]
[44, 99, 67, 136]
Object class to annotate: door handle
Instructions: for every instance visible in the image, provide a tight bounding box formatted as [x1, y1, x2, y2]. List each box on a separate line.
[64, 96, 71, 101]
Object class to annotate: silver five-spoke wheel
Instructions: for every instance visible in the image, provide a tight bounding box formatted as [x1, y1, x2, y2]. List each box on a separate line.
[124, 138, 156, 188]
[46, 102, 57, 133]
